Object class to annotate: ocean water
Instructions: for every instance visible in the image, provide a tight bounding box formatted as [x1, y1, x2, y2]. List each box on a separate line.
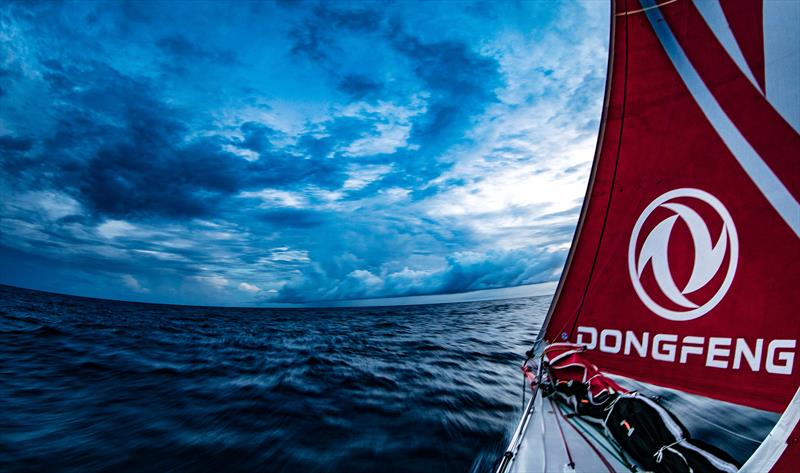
[0, 284, 776, 472]
[0, 284, 547, 472]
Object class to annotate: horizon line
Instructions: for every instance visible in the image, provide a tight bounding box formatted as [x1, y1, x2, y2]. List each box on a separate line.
[1, 281, 558, 310]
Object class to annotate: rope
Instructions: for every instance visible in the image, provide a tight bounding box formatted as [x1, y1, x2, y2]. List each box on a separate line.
[550, 398, 576, 469]
[654, 439, 684, 463]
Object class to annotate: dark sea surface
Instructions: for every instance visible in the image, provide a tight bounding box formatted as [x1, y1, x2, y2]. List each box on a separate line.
[0, 284, 776, 472]
[0, 284, 546, 472]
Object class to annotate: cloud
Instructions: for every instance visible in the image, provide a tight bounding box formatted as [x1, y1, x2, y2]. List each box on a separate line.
[336, 74, 382, 99]
[2, 191, 82, 222]
[286, 2, 503, 181]
[97, 220, 137, 239]
[2, 57, 358, 221]
[257, 208, 328, 228]
[193, 275, 229, 289]
[0, 134, 34, 152]
[122, 274, 149, 293]
[238, 282, 260, 293]
[273, 246, 567, 303]
[342, 165, 393, 191]
[387, 27, 502, 147]
[155, 34, 238, 65]
[239, 189, 308, 208]
[263, 247, 310, 263]
[0, 0, 608, 306]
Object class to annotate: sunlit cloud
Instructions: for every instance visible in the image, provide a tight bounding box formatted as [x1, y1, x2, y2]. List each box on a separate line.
[238, 282, 261, 294]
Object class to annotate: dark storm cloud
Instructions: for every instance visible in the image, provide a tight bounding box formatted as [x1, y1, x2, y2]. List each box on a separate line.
[0, 0, 607, 305]
[239, 121, 280, 152]
[81, 138, 242, 219]
[386, 25, 501, 146]
[2, 56, 355, 220]
[155, 35, 238, 65]
[289, 4, 382, 62]
[284, 5, 505, 196]
[0, 65, 21, 97]
[258, 209, 328, 228]
[274, 246, 567, 303]
[8, 59, 233, 219]
[0, 134, 34, 152]
[288, 2, 502, 156]
[336, 74, 382, 99]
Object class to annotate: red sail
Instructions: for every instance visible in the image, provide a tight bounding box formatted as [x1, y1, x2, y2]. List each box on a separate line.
[542, 0, 799, 415]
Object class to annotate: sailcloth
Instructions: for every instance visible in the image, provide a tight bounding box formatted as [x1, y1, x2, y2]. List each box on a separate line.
[533, 0, 799, 468]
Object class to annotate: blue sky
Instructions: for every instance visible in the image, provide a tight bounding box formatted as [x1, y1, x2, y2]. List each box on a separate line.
[0, 1, 609, 306]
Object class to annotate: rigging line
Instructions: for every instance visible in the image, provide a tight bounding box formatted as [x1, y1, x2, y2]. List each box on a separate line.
[496, 360, 546, 473]
[555, 401, 630, 468]
[550, 398, 576, 469]
[616, 0, 677, 16]
[553, 401, 621, 473]
[567, 0, 631, 339]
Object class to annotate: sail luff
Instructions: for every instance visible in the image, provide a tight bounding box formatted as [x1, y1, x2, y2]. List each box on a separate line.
[539, 0, 628, 346]
[540, 0, 799, 414]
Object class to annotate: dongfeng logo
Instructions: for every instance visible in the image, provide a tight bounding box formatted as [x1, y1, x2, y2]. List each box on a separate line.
[628, 188, 738, 321]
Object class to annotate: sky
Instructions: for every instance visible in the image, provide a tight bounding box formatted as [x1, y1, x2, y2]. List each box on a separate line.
[0, 0, 609, 306]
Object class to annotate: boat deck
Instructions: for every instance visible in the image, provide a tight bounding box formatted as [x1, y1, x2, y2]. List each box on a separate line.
[506, 390, 636, 473]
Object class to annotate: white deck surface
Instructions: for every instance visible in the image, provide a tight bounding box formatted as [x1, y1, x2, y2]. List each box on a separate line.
[508, 391, 635, 473]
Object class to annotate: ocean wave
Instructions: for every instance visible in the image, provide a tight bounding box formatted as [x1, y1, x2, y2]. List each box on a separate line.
[4, 284, 760, 472]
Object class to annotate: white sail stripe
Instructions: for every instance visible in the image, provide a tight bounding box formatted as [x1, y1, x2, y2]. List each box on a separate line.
[640, 0, 800, 238]
[763, 0, 800, 133]
[691, 0, 760, 92]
